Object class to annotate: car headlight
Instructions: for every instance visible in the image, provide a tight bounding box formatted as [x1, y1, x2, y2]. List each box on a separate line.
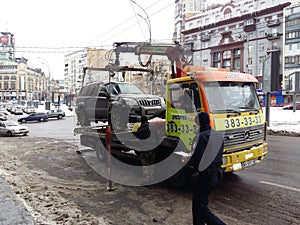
[122, 98, 137, 106]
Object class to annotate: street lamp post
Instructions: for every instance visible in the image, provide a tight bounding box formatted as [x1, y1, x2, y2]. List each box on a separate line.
[38, 57, 51, 110]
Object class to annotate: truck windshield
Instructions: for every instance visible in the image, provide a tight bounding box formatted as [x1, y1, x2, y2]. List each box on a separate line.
[204, 81, 261, 114]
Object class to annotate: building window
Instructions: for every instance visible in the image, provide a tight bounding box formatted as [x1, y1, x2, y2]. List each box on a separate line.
[248, 58, 252, 65]
[214, 61, 221, 68]
[223, 60, 231, 69]
[259, 56, 265, 63]
[4, 81, 8, 90]
[245, 18, 255, 26]
[0, 76, 2, 80]
[223, 50, 231, 59]
[259, 31, 265, 37]
[259, 43, 265, 51]
[213, 52, 221, 68]
[234, 49, 240, 56]
[248, 45, 253, 53]
[213, 52, 221, 61]
[224, 8, 232, 19]
[272, 42, 278, 49]
[11, 76, 17, 80]
[233, 58, 240, 71]
[11, 81, 16, 90]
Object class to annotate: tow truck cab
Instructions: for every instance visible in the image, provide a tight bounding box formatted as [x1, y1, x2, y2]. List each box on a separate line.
[165, 67, 268, 173]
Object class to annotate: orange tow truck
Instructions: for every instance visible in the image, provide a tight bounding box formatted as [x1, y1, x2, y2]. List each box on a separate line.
[74, 42, 268, 187]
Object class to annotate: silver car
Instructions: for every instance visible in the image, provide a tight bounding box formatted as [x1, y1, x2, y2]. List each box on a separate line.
[0, 120, 29, 137]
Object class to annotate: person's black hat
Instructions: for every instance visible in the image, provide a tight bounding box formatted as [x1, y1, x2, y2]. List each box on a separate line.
[195, 112, 210, 126]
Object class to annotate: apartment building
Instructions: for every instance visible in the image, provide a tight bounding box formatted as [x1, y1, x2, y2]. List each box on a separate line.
[0, 32, 48, 102]
[283, 1, 300, 101]
[0, 58, 47, 102]
[63, 48, 109, 104]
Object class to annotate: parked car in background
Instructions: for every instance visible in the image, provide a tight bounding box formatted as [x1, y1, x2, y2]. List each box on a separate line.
[0, 108, 8, 115]
[283, 102, 300, 110]
[0, 112, 8, 121]
[18, 112, 48, 123]
[12, 108, 24, 115]
[0, 120, 29, 136]
[23, 106, 36, 114]
[46, 109, 65, 119]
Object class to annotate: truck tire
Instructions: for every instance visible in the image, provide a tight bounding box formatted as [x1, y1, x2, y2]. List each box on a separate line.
[95, 140, 107, 162]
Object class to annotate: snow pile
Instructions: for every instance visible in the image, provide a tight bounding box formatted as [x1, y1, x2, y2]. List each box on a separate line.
[264, 107, 300, 134]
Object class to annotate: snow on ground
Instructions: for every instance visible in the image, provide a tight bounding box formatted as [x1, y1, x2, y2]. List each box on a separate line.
[263, 107, 300, 134]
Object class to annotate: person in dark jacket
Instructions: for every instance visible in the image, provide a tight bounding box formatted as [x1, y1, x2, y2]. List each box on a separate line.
[189, 112, 226, 225]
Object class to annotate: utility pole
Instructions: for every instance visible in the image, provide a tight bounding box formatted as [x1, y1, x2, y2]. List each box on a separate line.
[38, 57, 51, 110]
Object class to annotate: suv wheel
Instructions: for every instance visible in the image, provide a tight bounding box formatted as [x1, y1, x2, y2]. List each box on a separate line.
[78, 108, 90, 126]
[7, 131, 13, 137]
[110, 107, 127, 130]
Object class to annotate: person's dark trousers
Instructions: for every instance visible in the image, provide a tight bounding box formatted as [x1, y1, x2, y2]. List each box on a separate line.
[192, 169, 226, 225]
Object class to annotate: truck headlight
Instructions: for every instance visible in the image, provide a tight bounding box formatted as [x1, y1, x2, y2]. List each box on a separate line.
[222, 156, 227, 165]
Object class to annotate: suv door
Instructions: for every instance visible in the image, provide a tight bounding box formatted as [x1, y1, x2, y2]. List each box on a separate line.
[95, 83, 110, 120]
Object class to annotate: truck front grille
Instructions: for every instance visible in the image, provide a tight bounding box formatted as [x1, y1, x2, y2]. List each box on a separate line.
[138, 99, 160, 106]
[223, 124, 265, 153]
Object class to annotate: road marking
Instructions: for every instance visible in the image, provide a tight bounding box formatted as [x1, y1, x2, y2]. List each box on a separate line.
[259, 180, 300, 193]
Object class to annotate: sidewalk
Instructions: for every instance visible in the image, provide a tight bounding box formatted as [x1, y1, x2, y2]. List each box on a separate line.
[0, 176, 34, 225]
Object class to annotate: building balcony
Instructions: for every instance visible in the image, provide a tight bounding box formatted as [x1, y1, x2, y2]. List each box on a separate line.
[265, 32, 281, 40]
[285, 63, 300, 68]
[243, 24, 256, 32]
[267, 19, 280, 27]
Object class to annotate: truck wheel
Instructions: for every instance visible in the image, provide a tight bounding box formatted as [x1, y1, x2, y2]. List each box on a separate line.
[95, 140, 107, 162]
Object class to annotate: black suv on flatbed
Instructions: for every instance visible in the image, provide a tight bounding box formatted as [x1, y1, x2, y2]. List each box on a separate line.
[75, 81, 164, 129]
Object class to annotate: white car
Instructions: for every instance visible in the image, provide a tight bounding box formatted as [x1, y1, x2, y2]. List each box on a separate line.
[0, 120, 29, 137]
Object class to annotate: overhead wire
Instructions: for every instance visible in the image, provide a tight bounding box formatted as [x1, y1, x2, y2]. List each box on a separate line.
[12, 1, 175, 55]
[86, 0, 164, 46]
